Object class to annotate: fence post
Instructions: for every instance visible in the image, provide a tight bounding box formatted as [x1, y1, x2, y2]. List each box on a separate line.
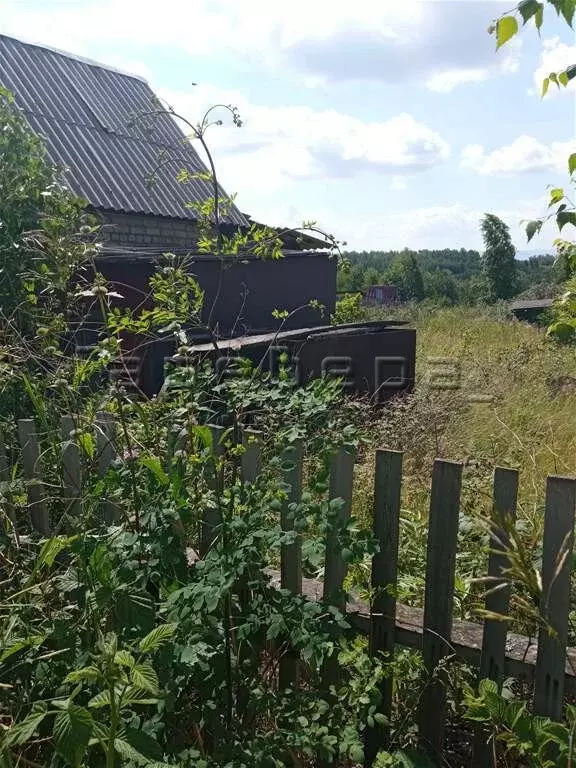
[61, 416, 82, 525]
[365, 449, 403, 765]
[201, 425, 224, 556]
[473, 466, 519, 767]
[418, 459, 462, 758]
[18, 419, 50, 537]
[95, 411, 118, 523]
[279, 441, 303, 690]
[534, 475, 576, 720]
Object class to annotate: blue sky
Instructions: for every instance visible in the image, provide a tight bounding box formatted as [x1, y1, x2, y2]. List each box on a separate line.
[1, 0, 575, 251]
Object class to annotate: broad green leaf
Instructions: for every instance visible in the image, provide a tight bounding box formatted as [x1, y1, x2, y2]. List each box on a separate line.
[65, 666, 100, 684]
[123, 727, 163, 762]
[192, 425, 212, 450]
[130, 663, 159, 695]
[535, 4, 544, 28]
[114, 739, 150, 766]
[557, 210, 576, 230]
[139, 455, 169, 486]
[138, 623, 177, 653]
[479, 678, 499, 696]
[5, 704, 47, 747]
[87, 690, 111, 709]
[0, 635, 45, 663]
[559, 70, 570, 86]
[557, 0, 575, 26]
[549, 188, 564, 207]
[496, 16, 518, 49]
[548, 320, 576, 341]
[119, 685, 160, 707]
[77, 431, 95, 460]
[525, 220, 542, 242]
[518, 0, 543, 24]
[53, 705, 93, 767]
[569, 152, 576, 175]
[114, 650, 135, 668]
[31, 535, 78, 579]
[542, 76, 550, 97]
[549, 71, 559, 85]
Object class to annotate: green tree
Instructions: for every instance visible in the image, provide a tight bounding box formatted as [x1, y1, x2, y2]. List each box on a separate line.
[481, 213, 517, 300]
[489, 1, 576, 337]
[361, 266, 382, 291]
[423, 269, 459, 305]
[385, 250, 425, 301]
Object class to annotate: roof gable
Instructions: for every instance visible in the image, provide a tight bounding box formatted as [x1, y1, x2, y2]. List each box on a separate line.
[0, 34, 247, 226]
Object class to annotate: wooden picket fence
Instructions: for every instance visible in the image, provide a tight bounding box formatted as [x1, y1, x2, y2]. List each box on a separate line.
[2, 416, 576, 766]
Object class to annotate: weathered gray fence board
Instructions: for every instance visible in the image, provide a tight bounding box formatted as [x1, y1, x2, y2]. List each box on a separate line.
[17, 419, 50, 536]
[418, 459, 463, 758]
[534, 475, 576, 720]
[473, 466, 519, 767]
[61, 416, 82, 524]
[322, 446, 355, 699]
[0, 428, 17, 540]
[241, 430, 261, 485]
[95, 411, 118, 523]
[201, 425, 225, 555]
[323, 446, 355, 610]
[365, 449, 403, 764]
[279, 442, 303, 690]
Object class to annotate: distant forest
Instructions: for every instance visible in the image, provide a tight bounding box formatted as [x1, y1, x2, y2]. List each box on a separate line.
[338, 248, 568, 305]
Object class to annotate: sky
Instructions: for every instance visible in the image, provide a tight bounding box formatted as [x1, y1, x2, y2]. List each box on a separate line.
[1, 0, 575, 252]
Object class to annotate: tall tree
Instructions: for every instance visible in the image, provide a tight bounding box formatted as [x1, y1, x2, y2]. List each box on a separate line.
[481, 213, 517, 300]
[385, 251, 425, 301]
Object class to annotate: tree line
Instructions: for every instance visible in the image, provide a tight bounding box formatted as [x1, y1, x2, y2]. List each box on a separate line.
[338, 214, 570, 305]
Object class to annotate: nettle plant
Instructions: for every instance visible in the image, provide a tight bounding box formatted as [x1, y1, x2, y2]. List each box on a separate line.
[489, 0, 576, 341]
[0, 92, 390, 767]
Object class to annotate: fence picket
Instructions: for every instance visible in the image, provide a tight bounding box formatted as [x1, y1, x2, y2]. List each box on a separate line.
[95, 411, 118, 523]
[279, 442, 303, 690]
[17, 419, 50, 536]
[0, 428, 18, 542]
[323, 445, 355, 609]
[418, 459, 462, 758]
[322, 445, 355, 697]
[365, 449, 403, 764]
[241, 430, 261, 484]
[534, 476, 576, 720]
[201, 425, 225, 556]
[61, 416, 82, 524]
[473, 467, 519, 767]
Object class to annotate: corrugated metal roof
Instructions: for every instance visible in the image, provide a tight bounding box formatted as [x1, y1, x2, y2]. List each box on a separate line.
[0, 34, 248, 226]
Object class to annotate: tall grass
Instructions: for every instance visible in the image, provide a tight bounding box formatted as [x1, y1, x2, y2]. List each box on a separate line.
[351, 305, 576, 622]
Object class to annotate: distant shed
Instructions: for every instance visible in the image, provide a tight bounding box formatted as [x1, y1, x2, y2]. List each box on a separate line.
[510, 298, 554, 324]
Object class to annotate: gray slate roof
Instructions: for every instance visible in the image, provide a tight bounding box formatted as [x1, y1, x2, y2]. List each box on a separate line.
[0, 34, 248, 226]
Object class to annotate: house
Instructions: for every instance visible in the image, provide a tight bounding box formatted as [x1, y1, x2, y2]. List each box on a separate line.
[363, 284, 399, 307]
[0, 34, 417, 400]
[0, 34, 336, 390]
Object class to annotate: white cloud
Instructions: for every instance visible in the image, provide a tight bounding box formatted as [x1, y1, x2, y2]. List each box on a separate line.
[426, 68, 488, 93]
[390, 176, 408, 191]
[460, 136, 576, 175]
[341, 197, 558, 251]
[161, 84, 450, 194]
[534, 37, 576, 98]
[0, 0, 519, 90]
